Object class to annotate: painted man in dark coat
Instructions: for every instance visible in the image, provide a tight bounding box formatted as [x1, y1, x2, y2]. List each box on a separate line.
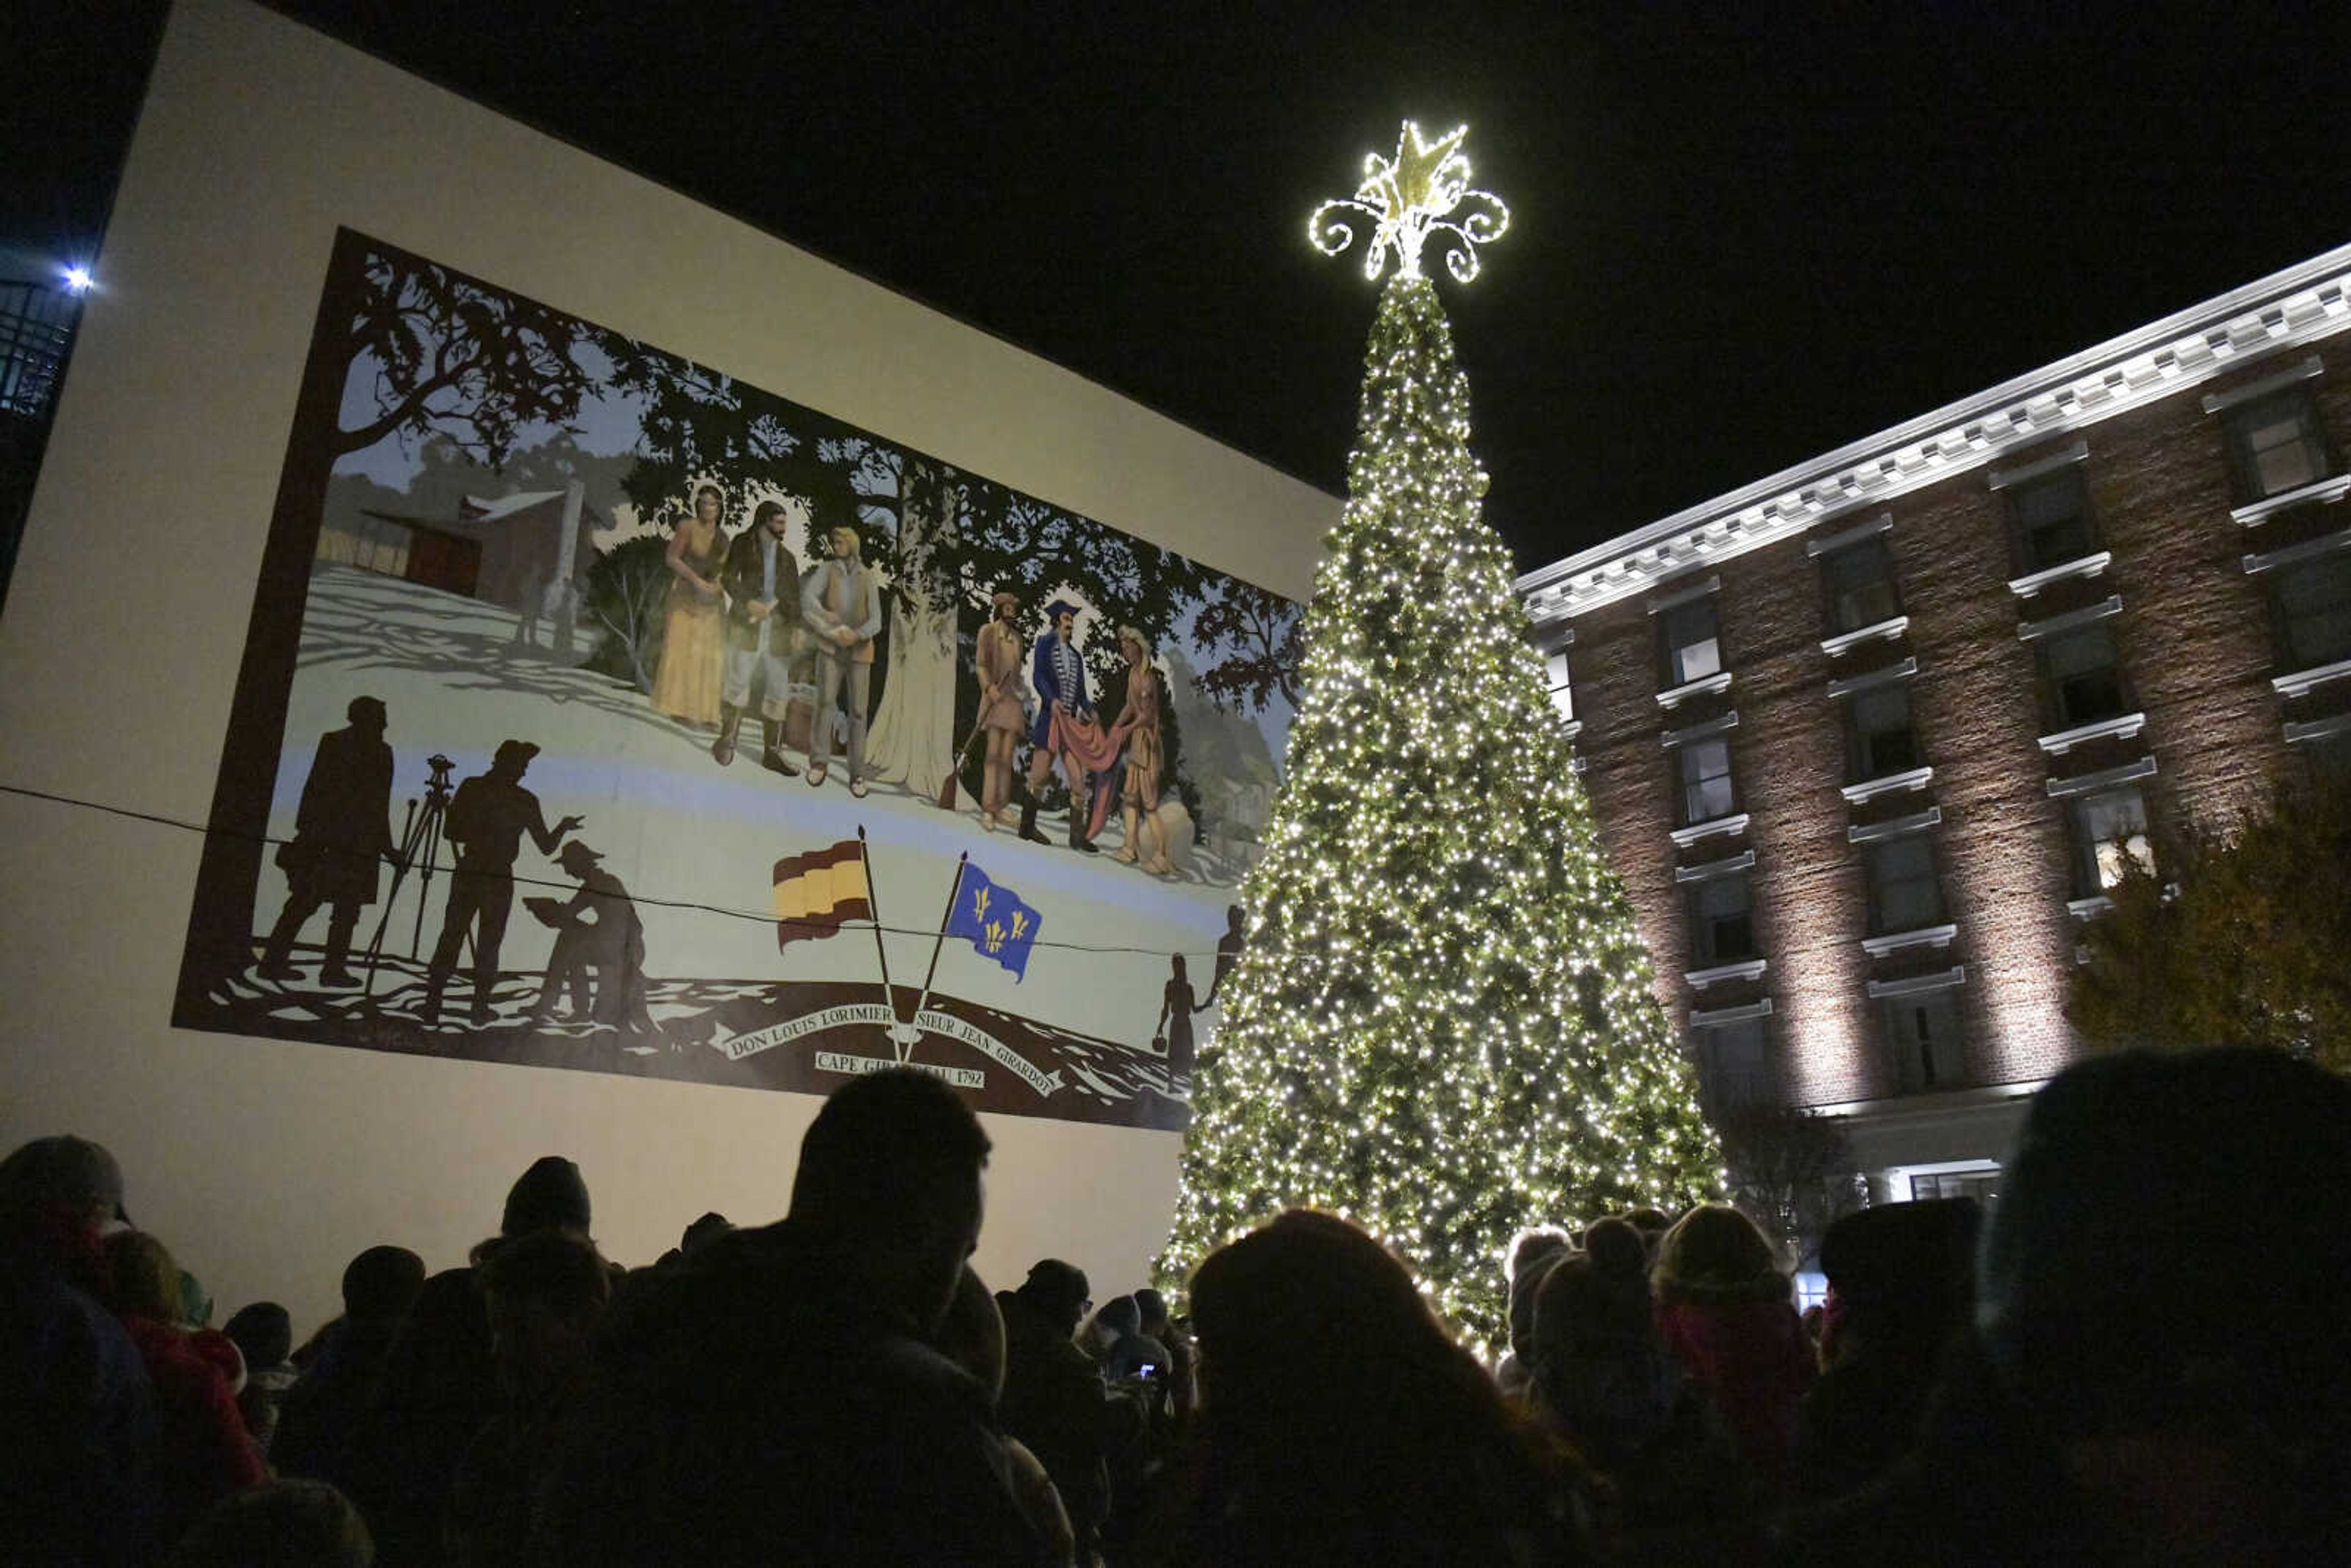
[711, 498, 801, 776]
[422, 740, 582, 1026]
[258, 696, 397, 986]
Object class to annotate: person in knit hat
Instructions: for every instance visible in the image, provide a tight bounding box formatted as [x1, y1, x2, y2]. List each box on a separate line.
[1793, 1197, 1980, 1501]
[1652, 1203, 1815, 1508]
[0, 1134, 156, 1565]
[999, 1259, 1116, 1554]
[501, 1155, 591, 1239]
[1534, 1216, 1741, 1536]
[1496, 1225, 1575, 1402]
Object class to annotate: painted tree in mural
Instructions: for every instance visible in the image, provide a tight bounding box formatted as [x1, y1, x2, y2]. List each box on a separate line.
[335, 247, 608, 464]
[1161, 124, 1720, 1341]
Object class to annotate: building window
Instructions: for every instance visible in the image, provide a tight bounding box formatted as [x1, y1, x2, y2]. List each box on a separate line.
[2223, 387, 2332, 502]
[1687, 874, 1758, 966]
[2006, 467, 2097, 575]
[1693, 1016, 1773, 1109]
[1866, 833, 1944, 934]
[1819, 536, 1902, 636]
[1883, 990, 1965, 1093]
[1848, 683, 1921, 781]
[2070, 786, 2152, 894]
[1910, 1169, 2001, 1206]
[1539, 643, 1576, 725]
[1678, 736, 1736, 825]
[2038, 621, 2129, 729]
[1659, 598, 1724, 688]
[2273, 550, 2351, 672]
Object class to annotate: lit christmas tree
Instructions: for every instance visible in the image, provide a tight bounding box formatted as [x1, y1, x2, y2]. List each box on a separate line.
[1160, 122, 1720, 1342]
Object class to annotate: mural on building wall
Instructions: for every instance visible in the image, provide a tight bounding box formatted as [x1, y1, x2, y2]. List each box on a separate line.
[172, 229, 1304, 1131]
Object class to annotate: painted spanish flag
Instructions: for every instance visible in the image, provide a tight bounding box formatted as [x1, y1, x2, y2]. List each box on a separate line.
[773, 839, 872, 950]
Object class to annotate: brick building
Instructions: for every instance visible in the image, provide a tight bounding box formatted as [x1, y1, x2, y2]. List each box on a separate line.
[1517, 242, 2351, 1198]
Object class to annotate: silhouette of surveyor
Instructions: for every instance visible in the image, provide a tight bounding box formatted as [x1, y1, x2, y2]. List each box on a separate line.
[258, 696, 398, 986]
[421, 740, 582, 1026]
[1203, 904, 1246, 1007]
[527, 841, 654, 1035]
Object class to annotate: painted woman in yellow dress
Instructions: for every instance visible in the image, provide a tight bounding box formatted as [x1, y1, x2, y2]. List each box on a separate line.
[650, 485, 729, 728]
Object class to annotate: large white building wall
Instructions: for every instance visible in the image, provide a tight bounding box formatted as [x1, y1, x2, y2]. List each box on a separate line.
[0, 0, 1335, 1332]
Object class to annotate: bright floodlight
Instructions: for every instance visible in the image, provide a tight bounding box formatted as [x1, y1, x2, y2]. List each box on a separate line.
[62, 266, 94, 293]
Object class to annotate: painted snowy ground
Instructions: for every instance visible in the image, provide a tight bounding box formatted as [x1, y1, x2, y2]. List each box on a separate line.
[195, 565, 1234, 1126]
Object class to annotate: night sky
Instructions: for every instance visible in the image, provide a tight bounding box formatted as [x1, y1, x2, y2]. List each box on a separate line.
[8, 2, 2348, 570]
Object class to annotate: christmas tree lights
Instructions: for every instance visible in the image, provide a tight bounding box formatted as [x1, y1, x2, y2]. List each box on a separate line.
[1160, 123, 1720, 1346]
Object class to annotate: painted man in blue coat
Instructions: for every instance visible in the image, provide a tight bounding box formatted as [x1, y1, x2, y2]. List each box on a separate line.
[1019, 600, 1104, 853]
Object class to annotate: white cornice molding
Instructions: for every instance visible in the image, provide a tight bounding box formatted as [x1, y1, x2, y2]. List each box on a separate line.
[1867, 966, 1967, 1000]
[1674, 849, 1757, 883]
[1825, 656, 1919, 700]
[2273, 656, 2351, 699]
[2243, 527, 2351, 576]
[2038, 711, 2147, 755]
[1670, 811, 1751, 848]
[1685, 958, 1769, 990]
[1518, 244, 2351, 618]
[1841, 765, 1935, 803]
[2008, 550, 2111, 598]
[1861, 923, 1959, 958]
[2230, 473, 2351, 527]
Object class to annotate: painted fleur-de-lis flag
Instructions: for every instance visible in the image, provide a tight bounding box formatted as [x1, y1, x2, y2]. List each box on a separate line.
[946, 864, 1043, 981]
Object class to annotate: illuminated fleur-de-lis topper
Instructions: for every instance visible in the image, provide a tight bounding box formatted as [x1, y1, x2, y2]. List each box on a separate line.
[1309, 120, 1510, 285]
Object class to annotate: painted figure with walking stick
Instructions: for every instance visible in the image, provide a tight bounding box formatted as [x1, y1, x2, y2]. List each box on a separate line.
[973, 589, 1029, 830]
[257, 696, 397, 986]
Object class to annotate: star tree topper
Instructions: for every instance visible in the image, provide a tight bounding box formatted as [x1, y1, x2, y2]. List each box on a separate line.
[1309, 120, 1511, 284]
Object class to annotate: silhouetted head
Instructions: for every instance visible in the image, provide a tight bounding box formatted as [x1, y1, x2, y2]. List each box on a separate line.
[347, 696, 387, 733]
[1981, 1048, 2351, 1500]
[555, 841, 604, 878]
[342, 1245, 426, 1327]
[1534, 1222, 1654, 1364]
[101, 1229, 183, 1323]
[1818, 1197, 1979, 1366]
[1504, 1226, 1573, 1357]
[1134, 1286, 1172, 1337]
[1095, 1293, 1142, 1339]
[1016, 1258, 1092, 1337]
[1171, 953, 1188, 982]
[224, 1302, 294, 1370]
[0, 1133, 124, 1237]
[1187, 1210, 1569, 1541]
[789, 1068, 990, 1332]
[502, 1156, 591, 1239]
[1653, 1204, 1787, 1307]
[490, 740, 539, 779]
[680, 1211, 732, 1255]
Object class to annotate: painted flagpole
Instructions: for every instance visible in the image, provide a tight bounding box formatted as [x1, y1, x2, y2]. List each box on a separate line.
[905, 853, 971, 1061]
[855, 826, 898, 1051]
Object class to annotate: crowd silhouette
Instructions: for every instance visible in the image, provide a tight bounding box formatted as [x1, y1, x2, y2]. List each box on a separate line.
[4, 1045, 2345, 1565]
